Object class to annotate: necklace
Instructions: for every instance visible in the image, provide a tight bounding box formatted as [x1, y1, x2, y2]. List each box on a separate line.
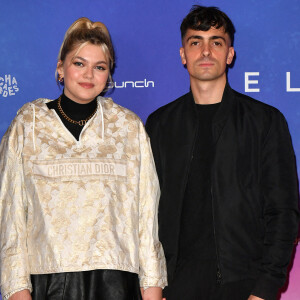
[57, 96, 97, 126]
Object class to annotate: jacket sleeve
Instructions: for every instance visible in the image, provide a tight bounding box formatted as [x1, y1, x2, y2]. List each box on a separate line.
[145, 113, 163, 188]
[252, 110, 299, 300]
[0, 119, 32, 299]
[137, 121, 167, 288]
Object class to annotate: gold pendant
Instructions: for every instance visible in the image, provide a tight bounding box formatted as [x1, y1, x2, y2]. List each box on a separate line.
[78, 120, 86, 126]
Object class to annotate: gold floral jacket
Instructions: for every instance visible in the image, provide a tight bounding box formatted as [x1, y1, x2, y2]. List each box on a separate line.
[0, 97, 167, 299]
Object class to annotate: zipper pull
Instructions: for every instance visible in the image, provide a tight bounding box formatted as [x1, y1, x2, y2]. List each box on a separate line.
[216, 268, 222, 284]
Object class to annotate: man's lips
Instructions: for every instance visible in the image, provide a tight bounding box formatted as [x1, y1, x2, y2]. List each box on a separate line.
[79, 82, 94, 88]
[196, 58, 215, 67]
[199, 62, 214, 67]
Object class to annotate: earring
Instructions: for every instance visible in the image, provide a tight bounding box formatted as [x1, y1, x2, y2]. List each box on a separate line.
[58, 74, 64, 83]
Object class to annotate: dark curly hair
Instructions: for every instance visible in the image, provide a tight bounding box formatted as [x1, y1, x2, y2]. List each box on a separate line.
[180, 5, 235, 46]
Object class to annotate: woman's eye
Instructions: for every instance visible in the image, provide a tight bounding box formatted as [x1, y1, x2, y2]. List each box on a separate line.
[74, 61, 83, 67]
[96, 66, 106, 71]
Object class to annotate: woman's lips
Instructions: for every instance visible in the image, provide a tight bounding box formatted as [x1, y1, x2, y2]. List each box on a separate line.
[79, 82, 94, 88]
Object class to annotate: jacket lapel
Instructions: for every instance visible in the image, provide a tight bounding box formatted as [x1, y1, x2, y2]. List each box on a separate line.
[212, 82, 235, 144]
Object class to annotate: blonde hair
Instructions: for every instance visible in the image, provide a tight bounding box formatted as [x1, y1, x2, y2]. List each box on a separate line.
[56, 17, 115, 86]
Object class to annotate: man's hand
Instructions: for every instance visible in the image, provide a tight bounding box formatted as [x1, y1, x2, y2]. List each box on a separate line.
[9, 289, 32, 300]
[140, 287, 163, 300]
[248, 295, 264, 300]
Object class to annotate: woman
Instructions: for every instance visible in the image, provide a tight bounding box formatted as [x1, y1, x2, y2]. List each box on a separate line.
[0, 18, 167, 300]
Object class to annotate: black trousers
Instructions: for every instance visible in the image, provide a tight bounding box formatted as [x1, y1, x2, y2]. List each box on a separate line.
[163, 258, 255, 300]
[31, 269, 142, 300]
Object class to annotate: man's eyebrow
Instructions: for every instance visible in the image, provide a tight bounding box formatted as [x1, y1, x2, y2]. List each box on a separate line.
[186, 35, 226, 43]
[186, 35, 203, 42]
[210, 35, 226, 42]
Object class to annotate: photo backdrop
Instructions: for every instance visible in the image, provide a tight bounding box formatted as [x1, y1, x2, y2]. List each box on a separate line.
[0, 1, 299, 299]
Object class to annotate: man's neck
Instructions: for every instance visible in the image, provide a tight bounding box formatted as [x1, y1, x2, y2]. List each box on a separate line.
[190, 76, 227, 104]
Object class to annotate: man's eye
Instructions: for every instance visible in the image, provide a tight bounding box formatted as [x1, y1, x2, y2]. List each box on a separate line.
[213, 41, 222, 46]
[191, 41, 199, 46]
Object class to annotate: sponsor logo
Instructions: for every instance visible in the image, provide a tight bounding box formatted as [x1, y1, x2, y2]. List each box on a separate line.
[112, 79, 155, 89]
[0, 74, 19, 97]
[110, 74, 300, 92]
[245, 72, 300, 92]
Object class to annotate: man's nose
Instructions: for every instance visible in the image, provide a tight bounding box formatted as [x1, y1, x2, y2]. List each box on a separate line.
[202, 43, 211, 57]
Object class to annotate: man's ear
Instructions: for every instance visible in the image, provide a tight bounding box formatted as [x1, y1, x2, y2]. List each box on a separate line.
[180, 47, 187, 65]
[227, 47, 235, 65]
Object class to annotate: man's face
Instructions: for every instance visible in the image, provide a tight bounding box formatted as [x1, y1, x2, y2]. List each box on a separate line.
[180, 27, 234, 84]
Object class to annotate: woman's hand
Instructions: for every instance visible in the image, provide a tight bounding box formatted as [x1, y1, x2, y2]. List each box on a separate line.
[9, 289, 32, 300]
[141, 287, 163, 300]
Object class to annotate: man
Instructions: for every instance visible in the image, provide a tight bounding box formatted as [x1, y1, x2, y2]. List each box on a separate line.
[146, 5, 299, 300]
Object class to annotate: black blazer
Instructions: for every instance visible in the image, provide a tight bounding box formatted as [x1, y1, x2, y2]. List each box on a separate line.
[146, 83, 299, 299]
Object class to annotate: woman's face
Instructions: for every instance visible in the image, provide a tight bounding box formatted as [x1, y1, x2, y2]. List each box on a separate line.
[57, 43, 109, 104]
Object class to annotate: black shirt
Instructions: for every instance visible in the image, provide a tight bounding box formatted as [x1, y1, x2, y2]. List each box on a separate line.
[178, 102, 221, 261]
[46, 93, 97, 140]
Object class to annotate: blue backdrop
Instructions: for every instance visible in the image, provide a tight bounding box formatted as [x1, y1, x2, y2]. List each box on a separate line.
[0, 1, 299, 299]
